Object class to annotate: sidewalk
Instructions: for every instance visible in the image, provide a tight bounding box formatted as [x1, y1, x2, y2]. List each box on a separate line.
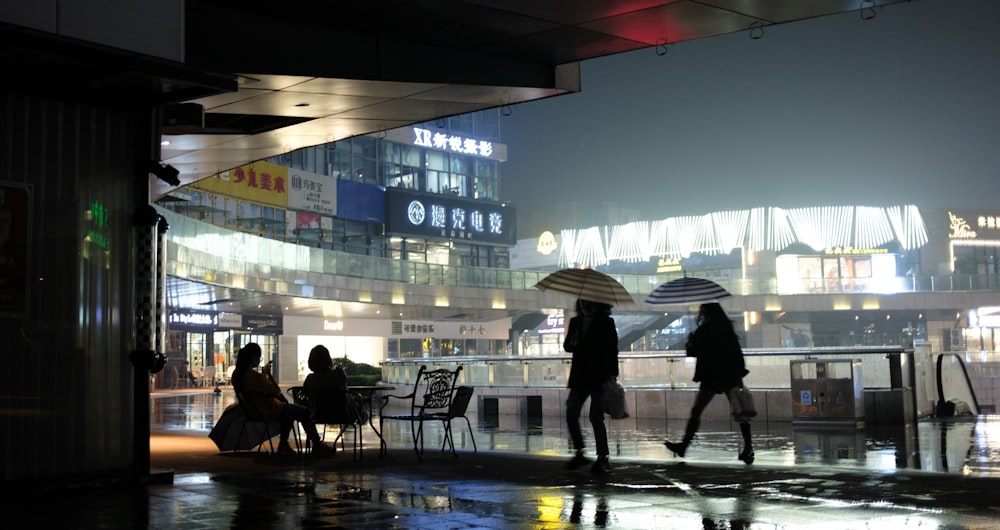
[7, 388, 996, 529]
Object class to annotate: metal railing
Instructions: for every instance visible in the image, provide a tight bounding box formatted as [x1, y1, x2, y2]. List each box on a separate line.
[380, 347, 909, 390]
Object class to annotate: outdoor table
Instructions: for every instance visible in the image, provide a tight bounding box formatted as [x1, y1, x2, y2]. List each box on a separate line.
[348, 385, 395, 454]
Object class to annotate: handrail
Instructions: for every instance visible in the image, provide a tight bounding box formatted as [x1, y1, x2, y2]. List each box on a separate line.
[380, 347, 910, 390]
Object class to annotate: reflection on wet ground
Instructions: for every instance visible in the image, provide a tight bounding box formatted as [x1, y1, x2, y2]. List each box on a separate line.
[12, 388, 998, 529]
[152, 389, 1000, 478]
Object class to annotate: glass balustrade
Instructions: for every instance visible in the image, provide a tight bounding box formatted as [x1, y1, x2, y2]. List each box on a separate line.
[159, 208, 1000, 298]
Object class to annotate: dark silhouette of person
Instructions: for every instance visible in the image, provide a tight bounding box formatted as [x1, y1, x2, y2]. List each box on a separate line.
[303, 345, 366, 424]
[183, 360, 197, 386]
[665, 302, 755, 464]
[231, 342, 331, 456]
[563, 298, 619, 474]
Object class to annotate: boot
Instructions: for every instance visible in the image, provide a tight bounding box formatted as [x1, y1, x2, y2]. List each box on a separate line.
[664, 440, 688, 458]
[666, 422, 696, 458]
[738, 422, 754, 464]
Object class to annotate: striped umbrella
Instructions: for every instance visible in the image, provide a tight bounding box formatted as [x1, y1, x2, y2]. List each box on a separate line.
[534, 268, 634, 307]
[646, 276, 732, 305]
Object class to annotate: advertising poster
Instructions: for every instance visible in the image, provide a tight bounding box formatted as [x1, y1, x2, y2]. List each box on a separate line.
[192, 161, 289, 208]
[288, 168, 336, 216]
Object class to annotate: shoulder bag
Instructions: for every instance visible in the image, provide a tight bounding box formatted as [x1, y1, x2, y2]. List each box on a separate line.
[727, 381, 757, 421]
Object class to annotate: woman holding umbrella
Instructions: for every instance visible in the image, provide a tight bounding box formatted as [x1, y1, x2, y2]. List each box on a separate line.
[563, 298, 619, 474]
[664, 302, 755, 464]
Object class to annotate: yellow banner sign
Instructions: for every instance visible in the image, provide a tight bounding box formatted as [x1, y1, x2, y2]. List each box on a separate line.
[193, 161, 288, 208]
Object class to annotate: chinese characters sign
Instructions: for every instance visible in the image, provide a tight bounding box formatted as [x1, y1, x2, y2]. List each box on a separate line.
[412, 127, 494, 157]
[193, 161, 288, 208]
[385, 189, 516, 245]
[288, 169, 336, 216]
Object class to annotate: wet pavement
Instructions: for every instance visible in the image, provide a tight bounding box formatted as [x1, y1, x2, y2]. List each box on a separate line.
[9, 388, 1000, 528]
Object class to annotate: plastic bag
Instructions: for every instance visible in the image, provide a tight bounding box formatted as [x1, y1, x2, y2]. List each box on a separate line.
[603, 379, 630, 419]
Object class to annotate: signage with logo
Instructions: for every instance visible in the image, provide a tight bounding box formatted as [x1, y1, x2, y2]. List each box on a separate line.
[948, 210, 1000, 240]
[535, 313, 566, 335]
[385, 188, 516, 245]
[244, 315, 283, 332]
[219, 313, 242, 328]
[536, 231, 558, 255]
[288, 168, 336, 216]
[948, 211, 978, 239]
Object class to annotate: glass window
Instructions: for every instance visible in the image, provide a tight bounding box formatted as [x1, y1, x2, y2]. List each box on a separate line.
[425, 150, 445, 171]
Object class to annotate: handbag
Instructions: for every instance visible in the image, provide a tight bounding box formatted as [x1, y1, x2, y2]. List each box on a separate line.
[727, 382, 757, 420]
[602, 379, 630, 420]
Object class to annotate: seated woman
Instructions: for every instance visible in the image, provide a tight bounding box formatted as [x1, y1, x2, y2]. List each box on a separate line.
[231, 342, 332, 456]
[303, 345, 366, 425]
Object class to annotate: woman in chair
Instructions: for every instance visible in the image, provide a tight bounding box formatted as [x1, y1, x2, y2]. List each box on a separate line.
[303, 345, 366, 424]
[231, 342, 332, 456]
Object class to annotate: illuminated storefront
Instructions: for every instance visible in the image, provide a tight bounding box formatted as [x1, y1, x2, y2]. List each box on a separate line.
[160, 310, 283, 389]
[281, 316, 511, 385]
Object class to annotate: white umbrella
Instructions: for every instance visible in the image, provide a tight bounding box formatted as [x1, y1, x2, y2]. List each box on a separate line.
[535, 268, 634, 307]
[646, 275, 732, 305]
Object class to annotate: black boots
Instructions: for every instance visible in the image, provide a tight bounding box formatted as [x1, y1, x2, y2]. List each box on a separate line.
[664, 440, 688, 458]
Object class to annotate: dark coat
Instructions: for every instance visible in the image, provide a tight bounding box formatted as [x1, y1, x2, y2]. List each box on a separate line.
[564, 314, 619, 390]
[686, 323, 749, 393]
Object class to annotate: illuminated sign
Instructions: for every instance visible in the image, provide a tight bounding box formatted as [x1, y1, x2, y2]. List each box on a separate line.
[536, 231, 557, 255]
[323, 320, 344, 331]
[169, 311, 218, 327]
[412, 127, 494, 158]
[976, 215, 1000, 232]
[244, 315, 282, 332]
[656, 257, 682, 273]
[949, 212, 977, 239]
[385, 189, 516, 245]
[823, 246, 889, 255]
[195, 161, 288, 207]
[536, 312, 566, 335]
[86, 200, 111, 251]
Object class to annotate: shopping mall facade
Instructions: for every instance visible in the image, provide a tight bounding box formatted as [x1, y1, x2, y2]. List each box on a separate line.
[154, 110, 1000, 392]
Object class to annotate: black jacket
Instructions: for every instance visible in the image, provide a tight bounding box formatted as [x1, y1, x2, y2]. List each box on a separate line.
[564, 314, 619, 390]
[686, 323, 748, 393]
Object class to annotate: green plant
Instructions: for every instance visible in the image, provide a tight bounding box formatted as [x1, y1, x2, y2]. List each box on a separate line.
[334, 356, 382, 384]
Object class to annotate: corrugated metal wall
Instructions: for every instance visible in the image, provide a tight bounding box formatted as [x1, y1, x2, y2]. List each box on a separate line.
[0, 91, 143, 483]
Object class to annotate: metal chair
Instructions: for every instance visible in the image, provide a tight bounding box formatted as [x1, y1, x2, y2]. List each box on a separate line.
[431, 385, 477, 457]
[288, 386, 363, 459]
[234, 391, 278, 455]
[379, 365, 462, 459]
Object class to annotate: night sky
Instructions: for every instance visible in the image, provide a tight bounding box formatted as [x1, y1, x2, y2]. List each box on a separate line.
[499, 0, 1000, 238]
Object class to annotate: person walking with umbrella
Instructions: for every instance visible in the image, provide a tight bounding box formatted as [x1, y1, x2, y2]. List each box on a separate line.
[664, 302, 755, 464]
[563, 298, 619, 474]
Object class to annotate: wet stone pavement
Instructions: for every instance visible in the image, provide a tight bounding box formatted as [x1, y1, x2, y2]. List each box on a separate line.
[8, 389, 1000, 529]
